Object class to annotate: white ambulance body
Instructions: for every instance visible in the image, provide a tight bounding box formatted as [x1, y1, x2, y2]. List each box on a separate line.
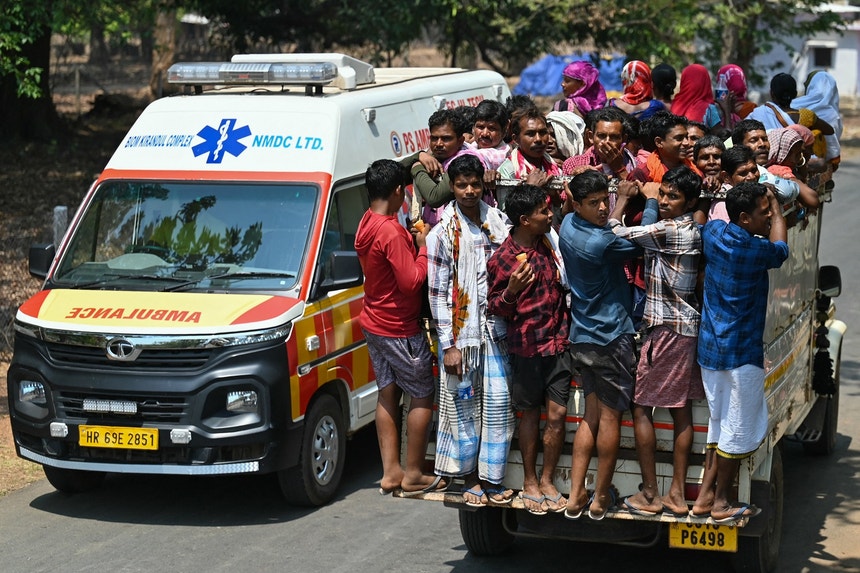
[6, 54, 510, 506]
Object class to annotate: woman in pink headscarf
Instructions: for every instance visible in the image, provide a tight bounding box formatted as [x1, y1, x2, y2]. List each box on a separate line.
[552, 60, 607, 117]
[672, 64, 728, 137]
[718, 64, 756, 119]
[608, 60, 666, 120]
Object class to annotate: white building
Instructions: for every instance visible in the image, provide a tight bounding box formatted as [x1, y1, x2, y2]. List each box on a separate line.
[752, 2, 860, 103]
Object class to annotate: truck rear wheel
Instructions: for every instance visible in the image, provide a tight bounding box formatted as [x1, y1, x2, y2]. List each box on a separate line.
[804, 343, 841, 456]
[733, 446, 784, 573]
[278, 394, 346, 506]
[459, 507, 513, 555]
[43, 466, 106, 494]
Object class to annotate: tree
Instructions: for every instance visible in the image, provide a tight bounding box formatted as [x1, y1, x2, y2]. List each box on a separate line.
[695, 0, 843, 84]
[0, 0, 56, 139]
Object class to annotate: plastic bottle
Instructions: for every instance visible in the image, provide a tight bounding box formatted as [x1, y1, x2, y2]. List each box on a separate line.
[456, 378, 476, 421]
[715, 73, 728, 100]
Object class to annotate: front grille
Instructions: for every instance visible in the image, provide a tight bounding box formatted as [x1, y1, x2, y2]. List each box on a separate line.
[56, 391, 191, 423]
[46, 341, 213, 370]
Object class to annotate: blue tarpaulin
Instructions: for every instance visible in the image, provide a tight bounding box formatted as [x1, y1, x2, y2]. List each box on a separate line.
[512, 53, 626, 97]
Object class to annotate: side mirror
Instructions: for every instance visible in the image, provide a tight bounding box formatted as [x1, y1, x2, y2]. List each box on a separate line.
[29, 243, 56, 279]
[819, 265, 841, 298]
[318, 251, 363, 293]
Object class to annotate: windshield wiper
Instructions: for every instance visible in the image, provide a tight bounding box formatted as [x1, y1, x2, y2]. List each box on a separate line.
[162, 271, 297, 292]
[63, 273, 190, 289]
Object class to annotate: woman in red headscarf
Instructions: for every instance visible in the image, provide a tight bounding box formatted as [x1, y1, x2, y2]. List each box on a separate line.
[608, 60, 666, 120]
[672, 64, 728, 137]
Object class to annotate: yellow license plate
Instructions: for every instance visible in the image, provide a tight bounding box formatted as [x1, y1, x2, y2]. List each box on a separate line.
[669, 522, 737, 552]
[79, 425, 158, 451]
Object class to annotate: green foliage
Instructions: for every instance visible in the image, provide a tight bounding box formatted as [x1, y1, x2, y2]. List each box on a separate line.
[1, 0, 51, 97]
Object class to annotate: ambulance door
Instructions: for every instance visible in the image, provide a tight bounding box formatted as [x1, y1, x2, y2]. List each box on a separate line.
[311, 181, 376, 431]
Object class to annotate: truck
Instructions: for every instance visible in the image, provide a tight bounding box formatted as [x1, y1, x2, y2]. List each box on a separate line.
[5, 53, 511, 507]
[399, 189, 845, 573]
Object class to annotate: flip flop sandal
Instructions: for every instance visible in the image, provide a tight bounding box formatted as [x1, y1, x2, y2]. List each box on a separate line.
[518, 492, 548, 515]
[543, 491, 568, 513]
[588, 488, 617, 521]
[485, 486, 514, 506]
[461, 486, 487, 508]
[713, 503, 762, 524]
[662, 504, 691, 518]
[564, 492, 593, 521]
[400, 475, 447, 497]
[621, 495, 659, 516]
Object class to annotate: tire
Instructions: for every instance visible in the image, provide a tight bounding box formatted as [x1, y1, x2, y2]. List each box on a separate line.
[459, 507, 514, 556]
[733, 446, 784, 573]
[804, 344, 841, 456]
[278, 394, 345, 506]
[43, 465, 106, 494]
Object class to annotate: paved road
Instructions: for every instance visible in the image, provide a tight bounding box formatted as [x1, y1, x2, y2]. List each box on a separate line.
[1, 163, 858, 573]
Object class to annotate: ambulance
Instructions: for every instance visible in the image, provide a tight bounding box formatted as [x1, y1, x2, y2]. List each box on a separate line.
[6, 53, 511, 506]
[400, 191, 845, 573]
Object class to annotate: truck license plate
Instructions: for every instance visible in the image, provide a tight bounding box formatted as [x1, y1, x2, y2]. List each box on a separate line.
[79, 425, 158, 450]
[669, 522, 737, 552]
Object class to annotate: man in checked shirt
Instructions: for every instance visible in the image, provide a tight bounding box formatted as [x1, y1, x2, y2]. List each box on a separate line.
[609, 165, 705, 518]
[487, 184, 572, 515]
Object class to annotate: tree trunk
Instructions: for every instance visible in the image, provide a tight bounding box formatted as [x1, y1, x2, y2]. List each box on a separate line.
[88, 22, 110, 65]
[0, 25, 59, 140]
[150, 9, 178, 98]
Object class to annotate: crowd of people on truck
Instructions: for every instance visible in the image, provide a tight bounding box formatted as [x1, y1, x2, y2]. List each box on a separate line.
[355, 61, 841, 523]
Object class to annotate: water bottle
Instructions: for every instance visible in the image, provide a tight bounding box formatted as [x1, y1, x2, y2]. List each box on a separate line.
[457, 378, 476, 421]
[715, 73, 728, 100]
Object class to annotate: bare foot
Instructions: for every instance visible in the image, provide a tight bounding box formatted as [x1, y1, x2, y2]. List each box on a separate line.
[379, 470, 405, 493]
[691, 491, 715, 517]
[621, 491, 662, 515]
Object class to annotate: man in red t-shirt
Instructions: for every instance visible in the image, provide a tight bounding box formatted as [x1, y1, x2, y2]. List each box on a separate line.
[355, 159, 446, 496]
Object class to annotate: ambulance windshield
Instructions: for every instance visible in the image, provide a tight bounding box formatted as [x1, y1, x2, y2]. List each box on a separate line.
[53, 181, 318, 293]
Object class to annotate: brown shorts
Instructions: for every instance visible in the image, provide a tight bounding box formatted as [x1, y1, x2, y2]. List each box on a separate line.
[635, 326, 705, 408]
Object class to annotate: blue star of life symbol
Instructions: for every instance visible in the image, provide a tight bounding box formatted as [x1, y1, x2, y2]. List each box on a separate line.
[193, 119, 252, 164]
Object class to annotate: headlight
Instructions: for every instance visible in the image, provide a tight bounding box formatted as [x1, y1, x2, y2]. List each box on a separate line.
[15, 379, 50, 419]
[19, 381, 46, 405]
[226, 390, 258, 413]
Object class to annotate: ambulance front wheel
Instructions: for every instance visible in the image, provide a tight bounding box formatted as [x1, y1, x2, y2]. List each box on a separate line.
[43, 465, 106, 494]
[278, 394, 346, 507]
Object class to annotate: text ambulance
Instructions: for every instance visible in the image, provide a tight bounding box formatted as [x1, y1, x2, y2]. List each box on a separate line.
[6, 54, 511, 506]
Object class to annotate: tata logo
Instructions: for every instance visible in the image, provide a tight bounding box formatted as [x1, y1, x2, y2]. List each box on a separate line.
[105, 338, 142, 362]
[193, 118, 252, 164]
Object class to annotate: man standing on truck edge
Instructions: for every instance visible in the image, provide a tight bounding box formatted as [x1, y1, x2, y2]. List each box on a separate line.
[691, 181, 788, 523]
[609, 165, 705, 517]
[487, 184, 571, 515]
[427, 155, 514, 507]
[559, 170, 648, 520]
[355, 159, 447, 496]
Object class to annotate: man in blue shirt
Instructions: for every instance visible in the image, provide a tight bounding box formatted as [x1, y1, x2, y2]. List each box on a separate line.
[559, 170, 652, 520]
[691, 181, 788, 523]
